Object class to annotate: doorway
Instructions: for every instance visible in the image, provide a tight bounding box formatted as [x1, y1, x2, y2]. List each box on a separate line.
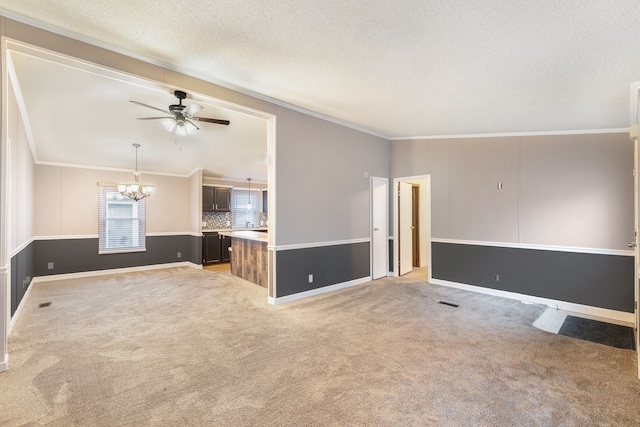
[393, 175, 431, 280]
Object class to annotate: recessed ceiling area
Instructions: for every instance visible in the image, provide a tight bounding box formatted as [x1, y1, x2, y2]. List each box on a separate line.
[1, 2, 640, 138]
[8, 46, 268, 181]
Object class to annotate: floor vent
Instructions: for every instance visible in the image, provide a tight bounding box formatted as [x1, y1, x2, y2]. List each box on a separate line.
[438, 301, 459, 308]
[38, 302, 52, 308]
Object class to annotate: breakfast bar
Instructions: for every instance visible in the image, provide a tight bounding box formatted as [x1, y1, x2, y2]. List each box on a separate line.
[218, 230, 268, 288]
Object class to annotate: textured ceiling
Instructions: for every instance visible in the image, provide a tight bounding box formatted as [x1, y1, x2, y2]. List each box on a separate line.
[1, 1, 640, 139]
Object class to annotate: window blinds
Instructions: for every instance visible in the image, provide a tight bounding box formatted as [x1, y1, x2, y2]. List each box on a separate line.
[231, 189, 260, 228]
[98, 187, 146, 253]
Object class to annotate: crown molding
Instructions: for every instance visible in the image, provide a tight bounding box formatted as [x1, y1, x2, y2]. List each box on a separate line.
[390, 128, 630, 141]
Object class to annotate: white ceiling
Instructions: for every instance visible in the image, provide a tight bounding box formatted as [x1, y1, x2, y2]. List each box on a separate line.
[8, 48, 268, 180]
[1, 1, 640, 152]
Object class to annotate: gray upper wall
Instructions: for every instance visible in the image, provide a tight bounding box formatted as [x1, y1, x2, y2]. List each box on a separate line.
[275, 107, 389, 245]
[391, 133, 633, 251]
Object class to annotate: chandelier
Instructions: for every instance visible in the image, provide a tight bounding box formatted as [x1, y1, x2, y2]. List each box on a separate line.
[118, 143, 155, 201]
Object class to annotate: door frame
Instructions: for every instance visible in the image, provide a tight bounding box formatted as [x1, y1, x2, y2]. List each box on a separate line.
[370, 176, 388, 280]
[631, 81, 640, 378]
[392, 174, 431, 279]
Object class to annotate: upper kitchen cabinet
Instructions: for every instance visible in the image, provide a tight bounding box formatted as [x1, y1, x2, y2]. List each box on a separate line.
[202, 186, 231, 212]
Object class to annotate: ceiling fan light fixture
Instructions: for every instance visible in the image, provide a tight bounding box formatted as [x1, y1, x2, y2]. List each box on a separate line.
[175, 123, 188, 137]
[131, 90, 230, 137]
[162, 118, 176, 132]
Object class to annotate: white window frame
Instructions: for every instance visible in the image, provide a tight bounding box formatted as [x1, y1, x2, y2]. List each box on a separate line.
[98, 186, 147, 254]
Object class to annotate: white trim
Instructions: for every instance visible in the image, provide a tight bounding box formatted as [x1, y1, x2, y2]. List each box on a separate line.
[146, 231, 200, 237]
[31, 261, 201, 283]
[430, 278, 634, 324]
[30, 232, 201, 241]
[33, 234, 98, 240]
[631, 81, 640, 127]
[0, 265, 8, 275]
[6, 52, 37, 163]
[0, 354, 6, 373]
[390, 128, 630, 141]
[8, 276, 33, 335]
[10, 238, 33, 258]
[270, 276, 371, 305]
[269, 238, 370, 252]
[36, 160, 190, 177]
[203, 178, 268, 186]
[202, 183, 234, 189]
[431, 238, 633, 257]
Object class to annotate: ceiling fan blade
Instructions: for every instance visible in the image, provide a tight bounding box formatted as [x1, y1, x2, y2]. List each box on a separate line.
[137, 116, 172, 120]
[185, 118, 200, 130]
[193, 117, 231, 126]
[185, 103, 203, 116]
[129, 100, 171, 114]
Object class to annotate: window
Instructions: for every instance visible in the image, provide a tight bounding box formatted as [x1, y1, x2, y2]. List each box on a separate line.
[231, 188, 260, 228]
[99, 187, 146, 253]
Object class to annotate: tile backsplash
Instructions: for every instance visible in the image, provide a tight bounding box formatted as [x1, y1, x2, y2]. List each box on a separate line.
[202, 212, 231, 230]
[202, 211, 268, 230]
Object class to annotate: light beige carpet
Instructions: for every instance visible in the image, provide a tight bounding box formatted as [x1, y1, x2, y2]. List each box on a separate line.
[1, 267, 639, 426]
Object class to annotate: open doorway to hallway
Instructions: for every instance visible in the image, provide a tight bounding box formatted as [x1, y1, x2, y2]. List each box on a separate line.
[393, 175, 431, 282]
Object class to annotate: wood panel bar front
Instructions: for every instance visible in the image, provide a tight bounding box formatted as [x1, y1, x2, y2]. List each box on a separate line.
[230, 237, 268, 288]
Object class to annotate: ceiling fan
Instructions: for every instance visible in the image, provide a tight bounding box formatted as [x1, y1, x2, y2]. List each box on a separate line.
[130, 90, 230, 136]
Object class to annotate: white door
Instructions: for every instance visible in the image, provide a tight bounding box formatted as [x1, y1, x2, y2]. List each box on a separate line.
[399, 182, 413, 276]
[371, 177, 388, 280]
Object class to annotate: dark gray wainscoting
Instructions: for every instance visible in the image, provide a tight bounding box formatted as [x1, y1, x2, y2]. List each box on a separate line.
[33, 235, 202, 277]
[276, 241, 370, 297]
[432, 242, 634, 313]
[10, 242, 34, 316]
[388, 238, 394, 273]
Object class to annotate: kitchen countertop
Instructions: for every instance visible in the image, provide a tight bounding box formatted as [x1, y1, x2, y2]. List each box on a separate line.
[218, 230, 268, 243]
[202, 227, 268, 233]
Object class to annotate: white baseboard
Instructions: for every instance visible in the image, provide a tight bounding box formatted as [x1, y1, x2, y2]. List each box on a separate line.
[270, 276, 371, 305]
[9, 278, 35, 335]
[430, 278, 635, 324]
[31, 262, 201, 284]
[0, 354, 7, 373]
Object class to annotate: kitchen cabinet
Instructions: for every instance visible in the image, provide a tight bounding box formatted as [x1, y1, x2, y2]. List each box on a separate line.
[202, 186, 231, 212]
[262, 189, 268, 214]
[221, 235, 231, 262]
[202, 232, 232, 264]
[203, 232, 221, 263]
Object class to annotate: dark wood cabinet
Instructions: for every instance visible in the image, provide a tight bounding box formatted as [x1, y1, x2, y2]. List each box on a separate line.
[203, 232, 221, 263]
[221, 235, 231, 262]
[262, 189, 268, 214]
[203, 232, 232, 264]
[202, 186, 231, 212]
[202, 186, 214, 212]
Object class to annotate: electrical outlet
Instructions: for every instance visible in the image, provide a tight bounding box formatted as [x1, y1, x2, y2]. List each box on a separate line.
[308, 274, 313, 283]
[177, 252, 182, 258]
[48, 262, 54, 270]
[495, 274, 500, 282]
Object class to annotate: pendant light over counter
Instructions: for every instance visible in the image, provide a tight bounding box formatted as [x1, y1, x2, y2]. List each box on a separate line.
[246, 178, 252, 210]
